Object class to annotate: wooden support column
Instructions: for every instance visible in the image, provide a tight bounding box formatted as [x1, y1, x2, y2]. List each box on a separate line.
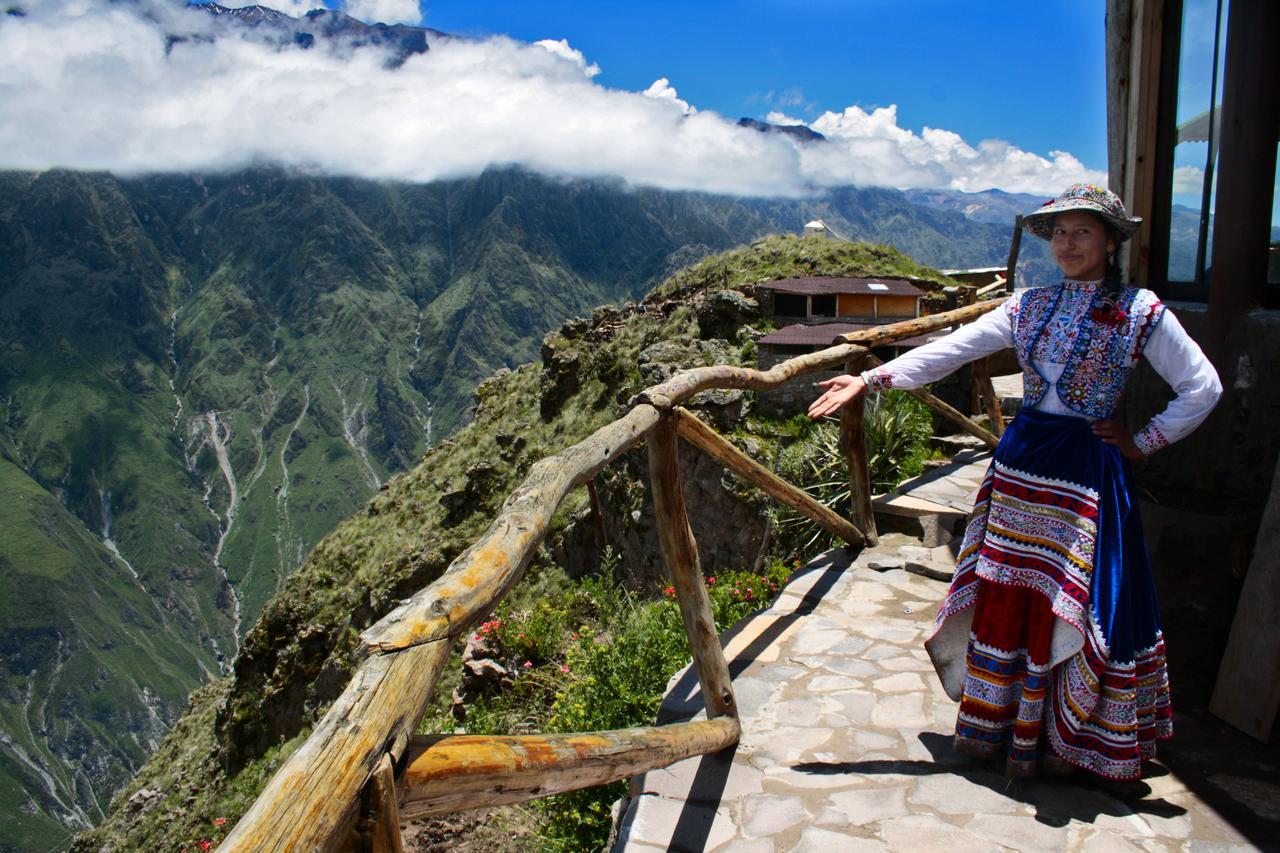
[1120, 0, 1171, 287]
[647, 413, 736, 719]
[1207, 0, 1280, 350]
[1005, 215, 1024, 293]
[673, 408, 864, 546]
[970, 357, 1005, 438]
[839, 354, 877, 546]
[355, 754, 404, 853]
[587, 479, 608, 551]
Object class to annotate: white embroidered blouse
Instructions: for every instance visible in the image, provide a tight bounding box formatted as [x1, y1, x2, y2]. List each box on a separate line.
[860, 280, 1223, 456]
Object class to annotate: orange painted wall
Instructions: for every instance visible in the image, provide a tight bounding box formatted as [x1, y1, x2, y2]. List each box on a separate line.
[836, 294, 875, 315]
[874, 295, 919, 317]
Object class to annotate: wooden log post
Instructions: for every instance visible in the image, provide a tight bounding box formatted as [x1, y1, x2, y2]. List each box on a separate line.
[839, 354, 878, 546]
[355, 754, 404, 853]
[970, 357, 1005, 438]
[647, 414, 737, 719]
[672, 408, 864, 546]
[587, 478, 608, 551]
[217, 640, 451, 853]
[1005, 215, 1024, 293]
[396, 718, 740, 819]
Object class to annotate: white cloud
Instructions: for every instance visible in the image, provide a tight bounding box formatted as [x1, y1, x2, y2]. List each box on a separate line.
[0, 1, 1103, 198]
[341, 0, 421, 26]
[534, 38, 600, 77]
[773, 104, 1107, 194]
[642, 78, 693, 115]
[1172, 164, 1206, 195]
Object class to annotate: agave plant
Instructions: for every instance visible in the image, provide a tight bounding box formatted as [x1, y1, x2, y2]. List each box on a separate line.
[772, 391, 934, 555]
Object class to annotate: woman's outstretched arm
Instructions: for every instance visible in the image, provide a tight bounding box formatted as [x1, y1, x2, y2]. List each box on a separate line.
[808, 295, 1018, 418]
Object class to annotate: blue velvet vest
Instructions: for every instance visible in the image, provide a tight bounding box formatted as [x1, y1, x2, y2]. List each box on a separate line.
[1012, 284, 1165, 419]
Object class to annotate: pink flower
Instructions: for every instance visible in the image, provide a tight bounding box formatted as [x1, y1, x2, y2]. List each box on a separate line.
[560, 665, 570, 673]
[200, 842, 212, 851]
[214, 817, 228, 827]
[706, 577, 716, 584]
[663, 586, 675, 596]
[523, 661, 533, 668]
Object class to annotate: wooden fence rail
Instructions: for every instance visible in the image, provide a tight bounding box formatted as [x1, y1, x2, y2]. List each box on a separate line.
[218, 297, 1007, 852]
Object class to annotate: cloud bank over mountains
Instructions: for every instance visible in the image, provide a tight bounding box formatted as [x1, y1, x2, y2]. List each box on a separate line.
[0, 0, 1105, 197]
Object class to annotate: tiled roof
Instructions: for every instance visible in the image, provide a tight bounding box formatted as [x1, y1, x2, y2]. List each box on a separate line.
[757, 276, 925, 297]
[757, 323, 873, 345]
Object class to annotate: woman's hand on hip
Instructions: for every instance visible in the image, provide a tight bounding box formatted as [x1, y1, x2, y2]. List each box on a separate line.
[1091, 418, 1143, 460]
[808, 374, 867, 419]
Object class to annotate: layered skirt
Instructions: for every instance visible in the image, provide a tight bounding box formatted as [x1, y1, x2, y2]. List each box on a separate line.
[924, 408, 1173, 780]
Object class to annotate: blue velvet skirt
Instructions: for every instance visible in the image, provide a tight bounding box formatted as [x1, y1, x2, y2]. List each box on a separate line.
[924, 408, 1172, 780]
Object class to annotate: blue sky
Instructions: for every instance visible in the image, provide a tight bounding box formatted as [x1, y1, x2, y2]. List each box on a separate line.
[414, 0, 1110, 174]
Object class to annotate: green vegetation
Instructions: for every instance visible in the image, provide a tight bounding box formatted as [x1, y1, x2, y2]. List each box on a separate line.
[411, 554, 791, 850]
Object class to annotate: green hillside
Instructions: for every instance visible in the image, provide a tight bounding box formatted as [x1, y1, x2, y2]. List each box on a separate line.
[74, 235, 959, 850]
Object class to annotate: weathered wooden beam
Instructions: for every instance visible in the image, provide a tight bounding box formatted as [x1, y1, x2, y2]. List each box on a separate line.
[637, 344, 863, 410]
[217, 640, 450, 853]
[1004, 214, 1024, 293]
[673, 408, 865, 547]
[586, 479, 608, 550]
[864, 354, 1000, 450]
[834, 298, 1004, 346]
[361, 404, 660, 656]
[839, 355, 877, 546]
[355, 754, 404, 853]
[637, 301, 1005, 410]
[648, 414, 737, 719]
[396, 718, 740, 819]
[1123, 0, 1170, 287]
[970, 357, 1005, 438]
[975, 278, 1008, 298]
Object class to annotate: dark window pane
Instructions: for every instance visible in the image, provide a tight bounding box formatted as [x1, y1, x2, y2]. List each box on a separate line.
[774, 294, 806, 316]
[811, 295, 836, 317]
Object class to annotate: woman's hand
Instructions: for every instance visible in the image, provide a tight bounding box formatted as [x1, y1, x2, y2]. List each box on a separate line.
[808, 374, 867, 419]
[1091, 418, 1144, 460]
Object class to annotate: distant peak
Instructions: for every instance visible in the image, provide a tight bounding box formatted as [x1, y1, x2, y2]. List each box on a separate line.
[737, 117, 825, 144]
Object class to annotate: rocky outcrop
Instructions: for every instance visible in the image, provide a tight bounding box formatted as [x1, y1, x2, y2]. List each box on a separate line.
[696, 289, 759, 340]
[539, 334, 582, 421]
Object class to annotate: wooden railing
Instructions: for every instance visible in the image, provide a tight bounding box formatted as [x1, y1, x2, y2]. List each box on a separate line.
[218, 297, 1007, 852]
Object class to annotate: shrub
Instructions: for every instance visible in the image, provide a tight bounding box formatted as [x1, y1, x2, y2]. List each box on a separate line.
[441, 560, 790, 850]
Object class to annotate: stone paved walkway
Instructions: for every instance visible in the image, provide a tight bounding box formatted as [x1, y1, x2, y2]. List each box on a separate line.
[613, 449, 1276, 852]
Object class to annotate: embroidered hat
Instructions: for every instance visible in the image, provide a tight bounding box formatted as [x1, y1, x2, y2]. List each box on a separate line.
[1022, 183, 1143, 242]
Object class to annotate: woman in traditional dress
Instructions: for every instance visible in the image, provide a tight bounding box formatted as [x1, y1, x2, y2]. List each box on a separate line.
[807, 183, 1222, 781]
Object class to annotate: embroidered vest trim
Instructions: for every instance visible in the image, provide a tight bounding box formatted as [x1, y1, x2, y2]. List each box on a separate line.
[1013, 284, 1166, 419]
